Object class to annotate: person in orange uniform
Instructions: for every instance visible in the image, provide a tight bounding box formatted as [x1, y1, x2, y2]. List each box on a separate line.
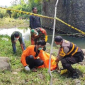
[54, 36, 84, 79]
[21, 40, 46, 71]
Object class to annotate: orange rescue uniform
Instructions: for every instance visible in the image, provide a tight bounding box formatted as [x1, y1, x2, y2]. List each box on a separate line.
[21, 45, 57, 70]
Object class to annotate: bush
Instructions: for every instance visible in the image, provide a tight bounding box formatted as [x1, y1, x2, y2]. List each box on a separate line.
[12, 12, 18, 18]
[0, 13, 3, 18]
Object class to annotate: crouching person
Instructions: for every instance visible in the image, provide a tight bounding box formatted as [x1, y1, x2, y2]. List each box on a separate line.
[11, 31, 26, 54]
[54, 36, 84, 79]
[21, 40, 46, 72]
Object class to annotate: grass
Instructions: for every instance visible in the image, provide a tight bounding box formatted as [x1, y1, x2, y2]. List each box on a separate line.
[0, 35, 85, 85]
[0, 30, 85, 84]
[0, 18, 29, 28]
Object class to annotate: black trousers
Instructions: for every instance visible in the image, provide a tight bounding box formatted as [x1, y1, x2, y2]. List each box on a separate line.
[26, 55, 44, 69]
[61, 52, 84, 73]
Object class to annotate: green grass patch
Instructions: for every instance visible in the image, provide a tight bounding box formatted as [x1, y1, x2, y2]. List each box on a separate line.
[0, 35, 85, 85]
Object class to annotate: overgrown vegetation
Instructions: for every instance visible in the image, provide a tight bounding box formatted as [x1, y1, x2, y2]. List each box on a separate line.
[0, 18, 29, 28]
[0, 0, 42, 19]
[0, 35, 85, 85]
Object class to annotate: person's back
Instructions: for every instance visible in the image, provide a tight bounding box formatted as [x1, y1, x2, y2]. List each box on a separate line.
[11, 31, 22, 42]
[31, 28, 47, 50]
[29, 7, 41, 29]
[35, 28, 47, 41]
[31, 28, 47, 44]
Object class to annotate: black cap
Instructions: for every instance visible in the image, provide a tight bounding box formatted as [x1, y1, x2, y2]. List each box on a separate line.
[14, 32, 19, 37]
[54, 36, 63, 42]
[32, 7, 37, 10]
[37, 40, 46, 46]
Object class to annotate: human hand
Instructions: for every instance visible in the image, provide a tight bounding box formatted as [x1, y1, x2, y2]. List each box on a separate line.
[55, 58, 59, 70]
[25, 66, 30, 71]
[12, 41, 16, 43]
[55, 58, 59, 62]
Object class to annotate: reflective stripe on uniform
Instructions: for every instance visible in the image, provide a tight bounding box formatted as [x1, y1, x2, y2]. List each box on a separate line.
[59, 43, 78, 57]
[59, 48, 66, 57]
[45, 35, 48, 42]
[71, 47, 78, 56]
[67, 43, 74, 55]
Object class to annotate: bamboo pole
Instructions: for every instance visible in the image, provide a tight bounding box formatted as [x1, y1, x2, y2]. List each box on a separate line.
[48, 0, 59, 85]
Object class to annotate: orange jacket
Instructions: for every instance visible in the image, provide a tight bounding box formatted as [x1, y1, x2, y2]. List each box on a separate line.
[21, 45, 57, 70]
[21, 45, 45, 67]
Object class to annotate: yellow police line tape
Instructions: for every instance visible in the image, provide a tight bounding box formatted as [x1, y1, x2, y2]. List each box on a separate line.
[0, 7, 85, 35]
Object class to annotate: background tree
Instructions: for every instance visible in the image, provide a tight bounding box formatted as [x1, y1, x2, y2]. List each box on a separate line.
[0, 9, 7, 18]
[0, 0, 44, 18]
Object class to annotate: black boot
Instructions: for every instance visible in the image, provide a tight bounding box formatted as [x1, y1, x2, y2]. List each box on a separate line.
[72, 72, 79, 79]
[67, 71, 73, 78]
[67, 69, 79, 79]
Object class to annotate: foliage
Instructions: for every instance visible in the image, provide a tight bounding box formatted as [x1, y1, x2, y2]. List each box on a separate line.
[0, 18, 29, 28]
[73, 64, 85, 73]
[28, 0, 42, 14]
[5, 0, 42, 19]
[0, 0, 42, 19]
[0, 13, 3, 18]
[34, 0, 48, 3]
[34, 0, 42, 3]
[0, 9, 7, 18]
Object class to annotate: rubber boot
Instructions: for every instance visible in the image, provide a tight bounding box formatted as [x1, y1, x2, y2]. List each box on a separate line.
[72, 71, 79, 79]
